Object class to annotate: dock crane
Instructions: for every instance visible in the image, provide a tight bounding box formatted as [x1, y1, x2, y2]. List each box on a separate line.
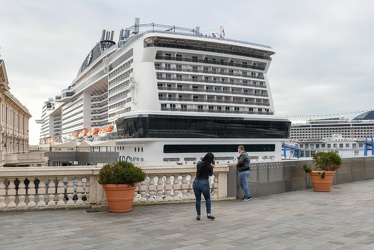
[364, 135, 374, 156]
[282, 142, 301, 159]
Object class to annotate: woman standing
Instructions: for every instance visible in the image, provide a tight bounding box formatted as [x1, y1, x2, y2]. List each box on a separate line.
[193, 152, 215, 221]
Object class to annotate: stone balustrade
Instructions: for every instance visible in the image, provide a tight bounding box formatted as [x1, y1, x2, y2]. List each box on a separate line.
[0, 164, 229, 211]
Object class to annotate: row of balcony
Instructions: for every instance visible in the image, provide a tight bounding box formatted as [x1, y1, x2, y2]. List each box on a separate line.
[159, 97, 270, 106]
[157, 86, 268, 97]
[160, 107, 272, 115]
[157, 77, 266, 88]
[155, 55, 266, 70]
[155, 66, 265, 79]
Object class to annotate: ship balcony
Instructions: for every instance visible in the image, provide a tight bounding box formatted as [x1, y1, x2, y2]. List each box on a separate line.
[160, 107, 273, 115]
[155, 66, 265, 80]
[159, 97, 270, 106]
[156, 77, 266, 88]
[157, 86, 268, 97]
[155, 55, 266, 71]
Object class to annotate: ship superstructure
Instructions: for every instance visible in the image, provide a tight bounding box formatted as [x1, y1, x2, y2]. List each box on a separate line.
[39, 18, 291, 165]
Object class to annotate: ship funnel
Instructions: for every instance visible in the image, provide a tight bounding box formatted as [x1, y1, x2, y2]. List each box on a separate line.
[119, 29, 124, 40]
[101, 30, 106, 41]
[110, 31, 114, 41]
[134, 17, 140, 34]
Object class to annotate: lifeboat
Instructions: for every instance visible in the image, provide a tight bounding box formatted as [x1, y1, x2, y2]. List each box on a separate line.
[80, 129, 89, 137]
[105, 125, 114, 132]
[90, 128, 100, 135]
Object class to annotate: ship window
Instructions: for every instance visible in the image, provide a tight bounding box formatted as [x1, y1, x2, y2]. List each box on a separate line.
[181, 104, 187, 109]
[165, 64, 171, 68]
[134, 147, 137, 152]
[209, 106, 214, 110]
[192, 56, 198, 62]
[177, 85, 182, 89]
[198, 105, 203, 110]
[225, 107, 230, 111]
[163, 158, 180, 162]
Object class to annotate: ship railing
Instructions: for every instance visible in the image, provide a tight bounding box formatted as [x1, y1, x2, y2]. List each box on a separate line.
[155, 56, 266, 72]
[156, 77, 267, 88]
[159, 97, 270, 106]
[160, 107, 273, 115]
[155, 65, 265, 77]
[158, 86, 269, 97]
[0, 165, 229, 210]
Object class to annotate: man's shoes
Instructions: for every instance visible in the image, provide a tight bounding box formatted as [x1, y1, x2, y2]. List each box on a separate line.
[207, 214, 215, 220]
[242, 196, 252, 201]
[196, 215, 200, 220]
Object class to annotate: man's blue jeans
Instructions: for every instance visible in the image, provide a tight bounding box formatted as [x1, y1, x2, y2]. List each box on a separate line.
[193, 179, 211, 215]
[239, 170, 251, 198]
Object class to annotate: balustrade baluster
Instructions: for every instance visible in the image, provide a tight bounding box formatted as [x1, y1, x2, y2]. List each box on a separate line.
[55, 178, 65, 206]
[81, 177, 88, 204]
[74, 177, 84, 205]
[177, 175, 183, 199]
[7, 178, 17, 208]
[152, 176, 159, 201]
[17, 178, 27, 207]
[169, 175, 175, 200]
[144, 176, 150, 201]
[27, 178, 36, 207]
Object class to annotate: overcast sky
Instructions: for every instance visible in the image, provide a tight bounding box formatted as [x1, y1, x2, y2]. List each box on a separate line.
[1, 0, 374, 145]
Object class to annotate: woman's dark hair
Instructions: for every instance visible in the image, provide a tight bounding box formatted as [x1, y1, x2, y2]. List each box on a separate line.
[202, 152, 214, 165]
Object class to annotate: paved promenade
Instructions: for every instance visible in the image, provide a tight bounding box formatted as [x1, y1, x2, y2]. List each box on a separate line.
[1, 180, 374, 250]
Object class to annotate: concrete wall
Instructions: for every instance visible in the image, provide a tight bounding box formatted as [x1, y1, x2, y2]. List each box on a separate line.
[231, 156, 374, 198]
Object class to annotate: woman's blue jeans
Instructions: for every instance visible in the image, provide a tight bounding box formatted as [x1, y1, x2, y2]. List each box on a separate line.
[239, 170, 251, 198]
[193, 179, 211, 215]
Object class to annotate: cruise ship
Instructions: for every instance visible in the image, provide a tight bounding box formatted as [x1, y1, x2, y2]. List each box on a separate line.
[38, 18, 291, 165]
[287, 111, 374, 158]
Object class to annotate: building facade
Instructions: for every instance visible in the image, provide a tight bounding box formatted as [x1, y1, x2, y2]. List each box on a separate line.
[0, 60, 40, 166]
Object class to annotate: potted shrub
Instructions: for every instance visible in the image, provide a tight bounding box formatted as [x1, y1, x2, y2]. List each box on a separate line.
[303, 151, 342, 192]
[98, 161, 146, 212]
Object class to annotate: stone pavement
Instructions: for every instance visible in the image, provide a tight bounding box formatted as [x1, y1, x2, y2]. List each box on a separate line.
[1, 180, 374, 250]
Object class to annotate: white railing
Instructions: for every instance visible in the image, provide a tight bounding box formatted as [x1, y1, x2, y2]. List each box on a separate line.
[0, 164, 229, 211]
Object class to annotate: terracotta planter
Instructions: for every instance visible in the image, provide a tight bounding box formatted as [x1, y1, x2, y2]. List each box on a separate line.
[310, 171, 335, 192]
[102, 184, 136, 212]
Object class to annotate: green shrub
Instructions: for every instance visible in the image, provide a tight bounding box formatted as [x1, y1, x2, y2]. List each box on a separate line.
[313, 151, 342, 171]
[98, 161, 146, 186]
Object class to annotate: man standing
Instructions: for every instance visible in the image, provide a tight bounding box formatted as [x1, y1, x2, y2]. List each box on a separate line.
[237, 145, 251, 201]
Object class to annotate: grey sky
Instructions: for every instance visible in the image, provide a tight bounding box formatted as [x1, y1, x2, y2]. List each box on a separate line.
[1, 0, 373, 144]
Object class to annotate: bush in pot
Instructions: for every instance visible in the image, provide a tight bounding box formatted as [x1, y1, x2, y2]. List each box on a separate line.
[303, 151, 342, 192]
[98, 161, 146, 212]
